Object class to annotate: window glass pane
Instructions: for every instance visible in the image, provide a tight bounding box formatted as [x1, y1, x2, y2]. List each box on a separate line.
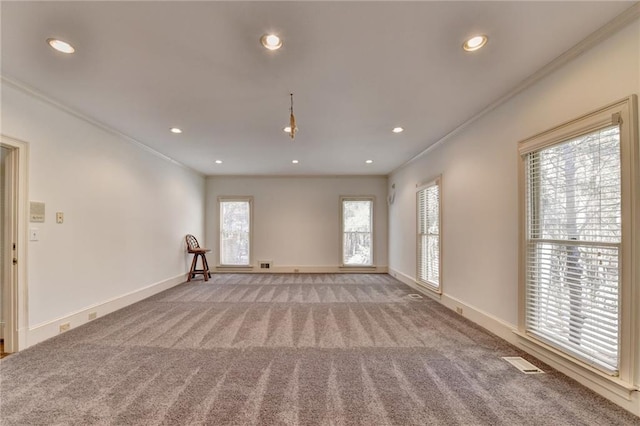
[533, 126, 621, 243]
[526, 242, 619, 369]
[342, 200, 372, 265]
[426, 234, 439, 284]
[220, 201, 250, 265]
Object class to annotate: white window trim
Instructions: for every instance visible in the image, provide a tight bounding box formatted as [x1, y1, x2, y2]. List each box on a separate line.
[416, 176, 442, 294]
[339, 196, 375, 268]
[217, 195, 254, 268]
[517, 95, 638, 390]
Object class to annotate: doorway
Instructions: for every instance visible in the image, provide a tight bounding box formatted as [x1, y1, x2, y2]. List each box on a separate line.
[1, 136, 28, 354]
[1, 146, 8, 355]
[1, 145, 13, 354]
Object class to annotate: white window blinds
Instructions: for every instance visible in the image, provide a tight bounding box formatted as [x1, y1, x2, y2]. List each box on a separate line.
[524, 125, 621, 374]
[417, 179, 440, 291]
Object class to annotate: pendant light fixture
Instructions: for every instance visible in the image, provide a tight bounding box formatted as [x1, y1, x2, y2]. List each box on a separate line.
[288, 93, 297, 140]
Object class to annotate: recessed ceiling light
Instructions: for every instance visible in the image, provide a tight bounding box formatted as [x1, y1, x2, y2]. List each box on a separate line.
[47, 38, 75, 54]
[365, 160, 374, 164]
[170, 127, 182, 134]
[261, 34, 282, 50]
[215, 160, 223, 164]
[463, 35, 488, 52]
[392, 127, 404, 133]
[292, 160, 299, 164]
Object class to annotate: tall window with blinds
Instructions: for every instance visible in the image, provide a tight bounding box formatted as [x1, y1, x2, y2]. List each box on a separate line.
[219, 197, 252, 266]
[524, 125, 621, 373]
[416, 178, 441, 292]
[514, 84, 640, 384]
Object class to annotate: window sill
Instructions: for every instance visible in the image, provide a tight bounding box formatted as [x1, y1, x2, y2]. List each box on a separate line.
[339, 265, 377, 271]
[513, 330, 637, 400]
[415, 280, 442, 296]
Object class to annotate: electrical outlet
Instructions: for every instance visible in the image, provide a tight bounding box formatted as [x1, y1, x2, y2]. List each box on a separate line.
[59, 322, 70, 333]
[56, 212, 64, 224]
[88, 312, 97, 320]
[456, 307, 463, 315]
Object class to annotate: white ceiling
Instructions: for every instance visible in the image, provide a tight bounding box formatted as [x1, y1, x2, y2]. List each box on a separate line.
[1, 1, 634, 176]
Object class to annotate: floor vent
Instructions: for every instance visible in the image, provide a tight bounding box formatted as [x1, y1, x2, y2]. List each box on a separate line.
[502, 357, 544, 374]
[407, 293, 423, 299]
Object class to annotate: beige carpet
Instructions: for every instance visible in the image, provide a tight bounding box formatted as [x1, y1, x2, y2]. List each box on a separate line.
[1, 274, 637, 425]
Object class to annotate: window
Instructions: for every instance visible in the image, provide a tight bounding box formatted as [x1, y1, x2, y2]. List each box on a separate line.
[416, 177, 441, 292]
[519, 97, 636, 379]
[218, 197, 252, 266]
[341, 197, 374, 266]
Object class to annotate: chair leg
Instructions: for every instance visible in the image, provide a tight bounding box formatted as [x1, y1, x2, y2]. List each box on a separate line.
[201, 253, 209, 282]
[203, 254, 211, 279]
[188, 253, 198, 282]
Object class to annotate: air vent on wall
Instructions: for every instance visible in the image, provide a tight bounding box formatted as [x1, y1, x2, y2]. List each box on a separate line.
[259, 261, 273, 270]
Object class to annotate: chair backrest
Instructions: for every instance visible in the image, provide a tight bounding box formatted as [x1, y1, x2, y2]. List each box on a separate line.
[185, 234, 200, 251]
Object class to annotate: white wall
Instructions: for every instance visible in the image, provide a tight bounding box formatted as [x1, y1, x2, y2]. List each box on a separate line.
[206, 176, 388, 272]
[1, 83, 205, 345]
[389, 19, 640, 413]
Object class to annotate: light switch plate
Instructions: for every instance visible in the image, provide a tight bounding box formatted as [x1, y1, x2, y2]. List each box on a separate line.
[56, 212, 64, 224]
[30, 228, 39, 241]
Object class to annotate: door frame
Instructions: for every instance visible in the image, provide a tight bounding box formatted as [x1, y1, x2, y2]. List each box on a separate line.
[1, 135, 29, 353]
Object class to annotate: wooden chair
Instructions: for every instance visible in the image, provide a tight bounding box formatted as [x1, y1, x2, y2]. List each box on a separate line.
[185, 234, 212, 282]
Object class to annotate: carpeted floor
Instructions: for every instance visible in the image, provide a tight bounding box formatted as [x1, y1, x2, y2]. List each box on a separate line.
[1, 274, 638, 425]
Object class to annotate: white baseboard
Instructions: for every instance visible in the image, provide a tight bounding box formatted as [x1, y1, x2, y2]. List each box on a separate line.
[27, 273, 188, 348]
[388, 267, 640, 417]
[215, 265, 388, 274]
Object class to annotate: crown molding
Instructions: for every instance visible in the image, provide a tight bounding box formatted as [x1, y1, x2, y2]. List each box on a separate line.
[1, 75, 203, 177]
[390, 2, 640, 177]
